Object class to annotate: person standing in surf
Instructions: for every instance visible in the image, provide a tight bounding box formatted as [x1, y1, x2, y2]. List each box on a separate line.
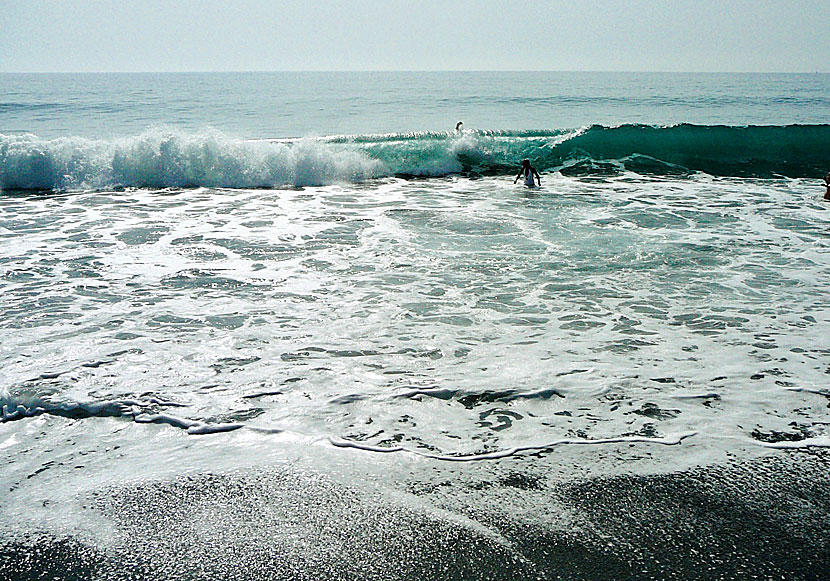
[824, 172, 830, 201]
[514, 159, 541, 187]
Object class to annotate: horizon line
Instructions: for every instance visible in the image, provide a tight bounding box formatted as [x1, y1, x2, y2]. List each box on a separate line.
[1, 69, 828, 75]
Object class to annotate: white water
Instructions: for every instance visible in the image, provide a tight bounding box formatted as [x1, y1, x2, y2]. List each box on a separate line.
[2, 174, 828, 476]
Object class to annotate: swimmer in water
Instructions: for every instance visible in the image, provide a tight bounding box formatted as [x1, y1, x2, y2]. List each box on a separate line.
[824, 172, 830, 201]
[514, 159, 541, 187]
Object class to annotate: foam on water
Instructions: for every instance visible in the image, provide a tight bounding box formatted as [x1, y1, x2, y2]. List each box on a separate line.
[1, 173, 828, 470]
[0, 128, 384, 190]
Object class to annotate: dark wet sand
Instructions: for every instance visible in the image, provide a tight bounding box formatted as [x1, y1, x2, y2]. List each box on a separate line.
[3, 450, 829, 581]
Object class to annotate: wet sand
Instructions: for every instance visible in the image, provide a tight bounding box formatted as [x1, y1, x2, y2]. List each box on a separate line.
[3, 449, 829, 581]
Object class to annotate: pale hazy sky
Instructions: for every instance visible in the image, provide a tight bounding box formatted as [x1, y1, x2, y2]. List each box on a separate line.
[1, 0, 828, 73]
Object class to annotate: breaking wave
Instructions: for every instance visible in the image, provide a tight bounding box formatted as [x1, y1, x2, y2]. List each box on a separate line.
[1, 124, 828, 191]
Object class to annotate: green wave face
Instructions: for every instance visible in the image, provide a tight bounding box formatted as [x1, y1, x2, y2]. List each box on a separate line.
[547, 124, 830, 178]
[351, 124, 830, 179]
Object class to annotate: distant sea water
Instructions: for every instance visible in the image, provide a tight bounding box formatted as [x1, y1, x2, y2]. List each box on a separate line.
[2, 72, 830, 580]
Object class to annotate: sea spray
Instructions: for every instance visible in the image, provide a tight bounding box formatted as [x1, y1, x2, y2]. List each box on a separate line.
[0, 127, 385, 190]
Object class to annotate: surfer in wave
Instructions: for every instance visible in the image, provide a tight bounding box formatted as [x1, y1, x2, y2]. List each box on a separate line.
[514, 159, 541, 188]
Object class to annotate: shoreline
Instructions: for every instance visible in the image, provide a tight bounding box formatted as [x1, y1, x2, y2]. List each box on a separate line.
[3, 446, 828, 580]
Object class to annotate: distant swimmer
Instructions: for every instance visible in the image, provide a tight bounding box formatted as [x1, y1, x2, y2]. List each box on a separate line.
[824, 172, 830, 201]
[514, 159, 541, 187]
[455, 121, 463, 132]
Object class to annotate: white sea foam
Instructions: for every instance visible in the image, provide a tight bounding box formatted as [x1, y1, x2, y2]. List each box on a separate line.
[0, 171, 828, 483]
[0, 128, 386, 190]
[329, 431, 698, 462]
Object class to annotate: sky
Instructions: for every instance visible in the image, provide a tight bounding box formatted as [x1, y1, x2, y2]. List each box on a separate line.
[1, 0, 828, 73]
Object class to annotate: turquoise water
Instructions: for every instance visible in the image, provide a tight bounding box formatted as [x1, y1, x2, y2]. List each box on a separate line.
[1, 72, 830, 579]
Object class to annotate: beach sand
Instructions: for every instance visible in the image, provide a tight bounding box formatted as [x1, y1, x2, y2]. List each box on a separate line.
[3, 445, 828, 581]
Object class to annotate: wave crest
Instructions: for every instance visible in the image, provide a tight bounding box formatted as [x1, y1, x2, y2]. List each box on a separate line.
[0, 127, 384, 190]
[2, 124, 828, 191]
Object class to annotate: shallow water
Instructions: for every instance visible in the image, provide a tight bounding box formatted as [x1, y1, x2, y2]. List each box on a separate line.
[2, 174, 828, 466]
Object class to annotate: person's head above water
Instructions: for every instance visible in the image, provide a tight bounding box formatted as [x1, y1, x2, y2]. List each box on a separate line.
[521, 159, 531, 169]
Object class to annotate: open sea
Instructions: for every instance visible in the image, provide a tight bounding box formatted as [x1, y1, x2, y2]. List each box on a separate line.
[2, 72, 830, 580]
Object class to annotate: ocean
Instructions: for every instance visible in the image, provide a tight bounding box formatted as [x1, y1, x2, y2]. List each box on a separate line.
[1, 72, 830, 580]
